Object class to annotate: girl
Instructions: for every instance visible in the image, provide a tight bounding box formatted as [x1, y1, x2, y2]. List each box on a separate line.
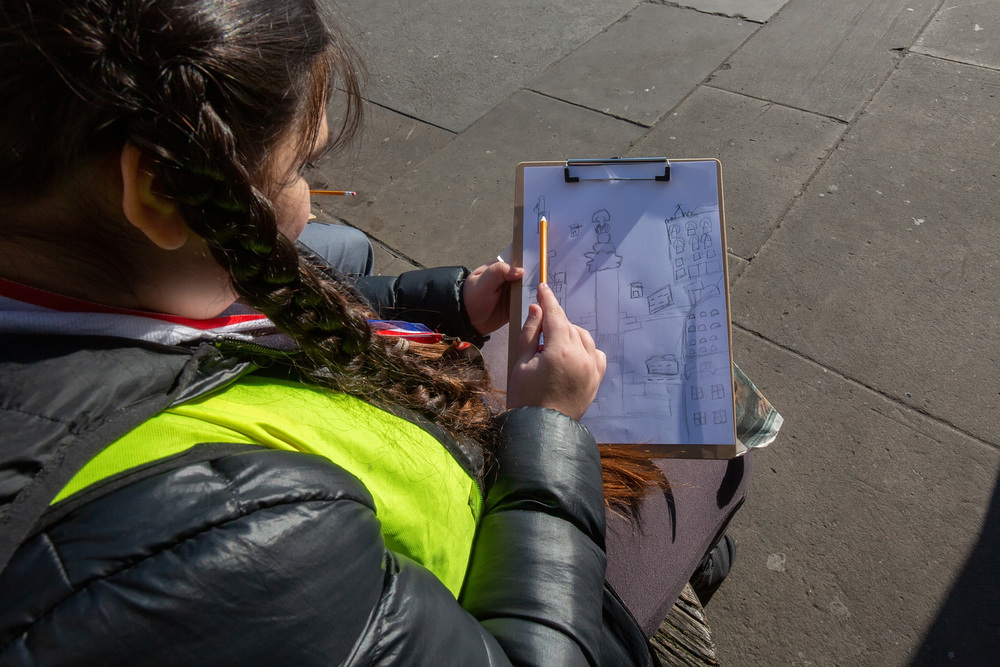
[0, 0, 664, 664]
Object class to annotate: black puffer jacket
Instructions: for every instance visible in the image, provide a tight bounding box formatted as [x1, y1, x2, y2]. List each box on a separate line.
[0, 268, 653, 665]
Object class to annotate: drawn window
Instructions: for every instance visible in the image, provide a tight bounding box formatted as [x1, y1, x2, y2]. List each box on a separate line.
[691, 387, 704, 400]
[688, 325, 696, 333]
[712, 384, 726, 399]
[694, 412, 707, 425]
[687, 222, 698, 236]
[675, 269, 686, 281]
[713, 410, 728, 425]
[711, 309, 720, 316]
[675, 258, 684, 267]
[710, 322, 722, 329]
[668, 225, 680, 242]
[701, 233, 712, 249]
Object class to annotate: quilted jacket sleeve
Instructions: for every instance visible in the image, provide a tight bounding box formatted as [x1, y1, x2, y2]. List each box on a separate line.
[461, 407, 608, 665]
[0, 409, 607, 667]
[352, 267, 488, 345]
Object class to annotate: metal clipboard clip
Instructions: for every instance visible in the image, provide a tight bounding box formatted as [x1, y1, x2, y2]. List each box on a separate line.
[564, 157, 671, 183]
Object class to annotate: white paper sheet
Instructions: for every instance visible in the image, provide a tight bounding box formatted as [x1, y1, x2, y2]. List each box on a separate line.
[518, 160, 735, 447]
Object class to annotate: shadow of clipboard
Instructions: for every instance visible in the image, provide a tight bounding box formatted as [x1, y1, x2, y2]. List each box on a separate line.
[509, 158, 737, 459]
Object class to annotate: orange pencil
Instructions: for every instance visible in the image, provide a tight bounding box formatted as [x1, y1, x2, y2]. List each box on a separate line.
[539, 216, 548, 285]
[310, 190, 357, 196]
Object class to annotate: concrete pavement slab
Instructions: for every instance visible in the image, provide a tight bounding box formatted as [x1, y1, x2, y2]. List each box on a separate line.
[340, 91, 646, 270]
[663, 0, 792, 23]
[307, 103, 454, 225]
[712, 331, 1000, 666]
[732, 54, 1000, 446]
[369, 238, 423, 276]
[710, 0, 939, 121]
[625, 85, 845, 259]
[529, 4, 755, 126]
[913, 1, 1000, 70]
[331, 0, 639, 132]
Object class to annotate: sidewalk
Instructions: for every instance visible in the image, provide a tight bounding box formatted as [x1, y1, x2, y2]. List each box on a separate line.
[310, 1, 1000, 664]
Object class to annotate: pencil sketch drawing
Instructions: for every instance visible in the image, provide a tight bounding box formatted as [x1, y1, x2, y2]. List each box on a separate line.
[520, 161, 731, 446]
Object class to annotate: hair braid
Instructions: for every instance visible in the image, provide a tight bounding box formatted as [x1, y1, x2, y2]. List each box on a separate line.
[2, 0, 664, 505]
[127, 63, 498, 455]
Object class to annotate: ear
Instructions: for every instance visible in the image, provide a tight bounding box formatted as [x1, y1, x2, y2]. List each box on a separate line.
[120, 142, 189, 250]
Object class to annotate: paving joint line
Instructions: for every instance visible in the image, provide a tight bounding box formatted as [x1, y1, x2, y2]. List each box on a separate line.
[363, 99, 459, 136]
[311, 207, 427, 269]
[700, 84, 850, 125]
[520, 88, 651, 129]
[643, 0, 765, 24]
[908, 49, 1000, 74]
[734, 324, 1000, 453]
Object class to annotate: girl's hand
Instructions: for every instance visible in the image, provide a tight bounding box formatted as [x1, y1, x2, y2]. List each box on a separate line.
[463, 261, 524, 335]
[506, 283, 606, 421]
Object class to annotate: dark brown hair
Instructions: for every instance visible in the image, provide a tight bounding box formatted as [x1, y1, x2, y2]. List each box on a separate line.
[0, 0, 664, 511]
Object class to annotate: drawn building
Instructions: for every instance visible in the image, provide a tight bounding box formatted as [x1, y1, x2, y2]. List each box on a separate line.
[585, 209, 625, 416]
[665, 214, 731, 440]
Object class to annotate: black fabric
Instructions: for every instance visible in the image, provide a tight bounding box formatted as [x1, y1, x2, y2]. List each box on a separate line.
[0, 333, 653, 664]
[601, 583, 661, 666]
[0, 335, 255, 574]
[462, 408, 606, 665]
[299, 245, 486, 345]
[689, 532, 737, 605]
[0, 449, 513, 665]
[353, 267, 489, 347]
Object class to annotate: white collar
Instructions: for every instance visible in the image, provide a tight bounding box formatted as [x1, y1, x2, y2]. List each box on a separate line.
[0, 278, 274, 346]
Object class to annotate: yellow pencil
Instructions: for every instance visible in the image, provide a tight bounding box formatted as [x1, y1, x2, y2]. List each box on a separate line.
[539, 216, 548, 285]
[310, 190, 357, 196]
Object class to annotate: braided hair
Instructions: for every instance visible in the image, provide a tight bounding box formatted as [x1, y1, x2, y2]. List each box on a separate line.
[1, 0, 497, 450]
[0, 0, 663, 507]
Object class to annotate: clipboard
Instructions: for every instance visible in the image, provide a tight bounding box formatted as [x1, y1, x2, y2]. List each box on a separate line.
[509, 158, 737, 459]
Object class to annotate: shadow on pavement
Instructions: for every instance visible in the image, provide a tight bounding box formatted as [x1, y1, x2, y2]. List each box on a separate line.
[912, 473, 1000, 665]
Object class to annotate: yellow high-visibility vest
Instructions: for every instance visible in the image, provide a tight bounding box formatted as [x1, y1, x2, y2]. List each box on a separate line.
[55, 375, 483, 597]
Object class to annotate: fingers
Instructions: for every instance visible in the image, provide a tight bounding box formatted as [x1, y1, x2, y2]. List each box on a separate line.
[535, 283, 571, 343]
[517, 302, 543, 361]
[491, 260, 524, 282]
[577, 322, 597, 357]
[595, 346, 607, 377]
[471, 261, 524, 288]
